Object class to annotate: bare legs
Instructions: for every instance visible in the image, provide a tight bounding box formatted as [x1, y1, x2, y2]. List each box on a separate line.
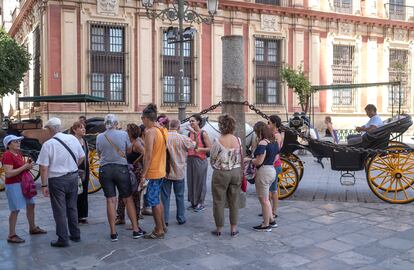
[258, 196, 272, 227]
[107, 196, 139, 234]
[152, 203, 165, 235]
[8, 210, 19, 237]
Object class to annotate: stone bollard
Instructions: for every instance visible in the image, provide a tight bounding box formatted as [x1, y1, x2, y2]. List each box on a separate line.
[221, 35, 246, 151]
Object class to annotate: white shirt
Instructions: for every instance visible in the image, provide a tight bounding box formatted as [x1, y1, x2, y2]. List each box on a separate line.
[37, 132, 85, 178]
[364, 114, 383, 129]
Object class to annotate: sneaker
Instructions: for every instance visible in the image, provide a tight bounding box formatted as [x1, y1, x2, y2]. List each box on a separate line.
[133, 228, 146, 239]
[269, 220, 278, 228]
[194, 205, 205, 212]
[110, 233, 119, 242]
[253, 225, 272, 232]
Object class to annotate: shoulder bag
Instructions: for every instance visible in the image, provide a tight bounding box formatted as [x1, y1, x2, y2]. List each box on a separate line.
[53, 137, 83, 195]
[104, 134, 138, 192]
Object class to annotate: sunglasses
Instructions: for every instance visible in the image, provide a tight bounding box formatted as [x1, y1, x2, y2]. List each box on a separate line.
[11, 140, 21, 144]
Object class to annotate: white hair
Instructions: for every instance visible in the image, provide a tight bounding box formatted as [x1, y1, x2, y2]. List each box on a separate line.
[45, 117, 61, 133]
[104, 114, 118, 130]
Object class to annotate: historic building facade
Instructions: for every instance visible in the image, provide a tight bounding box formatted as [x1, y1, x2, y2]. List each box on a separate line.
[3, 0, 414, 129]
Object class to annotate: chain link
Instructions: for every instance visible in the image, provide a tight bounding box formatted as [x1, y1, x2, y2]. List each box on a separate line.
[181, 101, 413, 156]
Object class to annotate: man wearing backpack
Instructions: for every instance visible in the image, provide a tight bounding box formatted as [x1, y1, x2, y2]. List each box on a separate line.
[161, 119, 196, 226]
[38, 118, 85, 247]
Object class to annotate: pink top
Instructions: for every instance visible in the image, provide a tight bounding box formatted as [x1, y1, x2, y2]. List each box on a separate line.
[273, 131, 283, 167]
[188, 132, 207, 160]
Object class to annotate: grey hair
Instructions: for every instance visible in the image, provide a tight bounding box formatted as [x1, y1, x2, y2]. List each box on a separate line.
[104, 114, 118, 130]
[169, 119, 180, 130]
[45, 117, 61, 133]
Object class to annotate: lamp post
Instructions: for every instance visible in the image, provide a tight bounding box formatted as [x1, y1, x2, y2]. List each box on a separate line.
[142, 0, 218, 121]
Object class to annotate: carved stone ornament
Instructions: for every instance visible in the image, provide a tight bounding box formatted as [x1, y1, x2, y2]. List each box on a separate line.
[339, 22, 352, 35]
[261, 14, 280, 32]
[97, 0, 119, 15]
[394, 29, 407, 41]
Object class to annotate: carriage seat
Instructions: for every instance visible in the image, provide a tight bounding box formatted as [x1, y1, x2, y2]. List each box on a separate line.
[347, 114, 412, 148]
[9, 119, 43, 130]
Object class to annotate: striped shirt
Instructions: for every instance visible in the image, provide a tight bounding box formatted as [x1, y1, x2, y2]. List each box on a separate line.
[167, 131, 196, 180]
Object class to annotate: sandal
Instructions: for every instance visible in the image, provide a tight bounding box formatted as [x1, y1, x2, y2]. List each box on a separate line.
[230, 231, 239, 237]
[211, 231, 221, 237]
[7, 235, 25, 244]
[29, 226, 47, 235]
[144, 231, 165, 239]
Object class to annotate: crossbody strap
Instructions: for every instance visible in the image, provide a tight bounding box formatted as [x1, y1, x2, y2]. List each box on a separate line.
[53, 137, 77, 166]
[236, 136, 245, 172]
[104, 133, 126, 159]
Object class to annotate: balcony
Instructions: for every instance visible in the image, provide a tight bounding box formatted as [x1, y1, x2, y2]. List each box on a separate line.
[385, 2, 414, 21]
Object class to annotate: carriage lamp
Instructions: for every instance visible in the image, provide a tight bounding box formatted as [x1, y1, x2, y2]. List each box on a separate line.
[142, 0, 218, 121]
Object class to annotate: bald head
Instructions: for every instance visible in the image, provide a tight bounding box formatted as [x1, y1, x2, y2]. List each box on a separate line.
[169, 119, 180, 131]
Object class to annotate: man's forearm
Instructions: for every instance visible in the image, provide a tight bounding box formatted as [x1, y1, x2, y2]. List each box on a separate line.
[40, 166, 49, 186]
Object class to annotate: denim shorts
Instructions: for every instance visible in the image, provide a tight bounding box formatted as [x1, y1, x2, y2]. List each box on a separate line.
[144, 179, 164, 207]
[6, 183, 35, 211]
[99, 164, 131, 198]
[269, 166, 283, 193]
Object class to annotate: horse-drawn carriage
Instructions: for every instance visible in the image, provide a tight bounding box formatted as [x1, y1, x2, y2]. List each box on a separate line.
[278, 113, 414, 204]
[0, 95, 107, 193]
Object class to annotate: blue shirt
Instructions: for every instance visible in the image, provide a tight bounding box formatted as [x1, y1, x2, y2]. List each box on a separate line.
[254, 141, 279, 167]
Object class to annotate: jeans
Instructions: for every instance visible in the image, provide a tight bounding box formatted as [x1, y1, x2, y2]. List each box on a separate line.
[160, 179, 185, 224]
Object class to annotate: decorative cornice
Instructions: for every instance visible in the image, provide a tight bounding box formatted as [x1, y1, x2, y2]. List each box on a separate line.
[9, 0, 414, 37]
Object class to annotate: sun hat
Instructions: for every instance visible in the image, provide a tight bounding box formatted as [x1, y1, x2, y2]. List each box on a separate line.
[3, 135, 24, 148]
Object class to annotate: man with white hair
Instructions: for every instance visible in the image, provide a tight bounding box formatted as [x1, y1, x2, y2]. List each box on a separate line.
[96, 114, 145, 242]
[37, 117, 85, 247]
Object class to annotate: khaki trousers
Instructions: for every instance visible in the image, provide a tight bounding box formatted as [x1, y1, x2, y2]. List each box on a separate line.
[211, 168, 241, 227]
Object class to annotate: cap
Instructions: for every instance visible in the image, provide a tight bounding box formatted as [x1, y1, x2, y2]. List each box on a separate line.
[3, 135, 24, 148]
[45, 117, 61, 128]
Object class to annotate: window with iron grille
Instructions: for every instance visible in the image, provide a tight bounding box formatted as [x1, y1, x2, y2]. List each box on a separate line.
[389, 0, 406, 20]
[255, 38, 283, 105]
[161, 30, 194, 105]
[388, 49, 409, 107]
[90, 23, 126, 102]
[332, 45, 355, 106]
[255, 0, 282, 5]
[334, 0, 353, 14]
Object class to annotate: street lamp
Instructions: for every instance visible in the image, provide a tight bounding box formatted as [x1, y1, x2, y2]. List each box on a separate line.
[142, 0, 218, 121]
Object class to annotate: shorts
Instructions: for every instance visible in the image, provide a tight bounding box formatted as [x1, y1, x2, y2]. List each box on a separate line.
[99, 164, 132, 198]
[6, 183, 35, 211]
[269, 166, 283, 193]
[255, 165, 276, 198]
[144, 179, 164, 207]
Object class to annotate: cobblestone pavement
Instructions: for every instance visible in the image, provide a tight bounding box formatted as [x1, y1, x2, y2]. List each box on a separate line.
[1, 155, 414, 270]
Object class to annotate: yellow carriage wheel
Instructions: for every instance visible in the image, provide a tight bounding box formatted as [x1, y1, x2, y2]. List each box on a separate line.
[22, 155, 40, 181]
[388, 141, 409, 148]
[0, 165, 5, 192]
[88, 149, 102, 194]
[283, 153, 304, 181]
[278, 157, 299, 200]
[366, 151, 414, 204]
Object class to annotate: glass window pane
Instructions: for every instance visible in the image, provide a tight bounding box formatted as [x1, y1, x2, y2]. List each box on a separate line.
[183, 77, 191, 103]
[91, 73, 105, 98]
[163, 76, 176, 103]
[268, 41, 277, 62]
[109, 28, 123, 52]
[110, 73, 123, 101]
[91, 26, 105, 51]
[163, 32, 176, 56]
[256, 40, 264, 62]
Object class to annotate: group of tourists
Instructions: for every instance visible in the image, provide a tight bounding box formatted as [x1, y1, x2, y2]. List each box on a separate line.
[3, 102, 384, 246]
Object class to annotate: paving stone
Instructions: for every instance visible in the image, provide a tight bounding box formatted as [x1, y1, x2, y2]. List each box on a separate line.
[381, 257, 414, 270]
[335, 232, 378, 246]
[292, 245, 333, 260]
[332, 251, 377, 266]
[315, 239, 355, 253]
[353, 242, 401, 260]
[304, 258, 353, 270]
[378, 237, 414, 250]
[266, 252, 311, 268]
[376, 221, 412, 232]
[281, 235, 316, 248]
[196, 254, 240, 270]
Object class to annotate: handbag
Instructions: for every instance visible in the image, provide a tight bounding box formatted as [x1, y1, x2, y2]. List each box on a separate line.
[53, 137, 83, 195]
[245, 160, 256, 184]
[104, 134, 139, 192]
[20, 170, 37, 199]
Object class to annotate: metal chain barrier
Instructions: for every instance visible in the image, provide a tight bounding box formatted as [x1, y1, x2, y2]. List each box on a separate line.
[181, 101, 413, 155]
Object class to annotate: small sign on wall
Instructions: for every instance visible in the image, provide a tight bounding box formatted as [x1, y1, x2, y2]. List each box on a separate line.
[97, 0, 119, 15]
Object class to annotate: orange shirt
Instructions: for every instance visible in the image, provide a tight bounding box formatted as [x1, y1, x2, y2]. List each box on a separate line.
[146, 127, 167, 179]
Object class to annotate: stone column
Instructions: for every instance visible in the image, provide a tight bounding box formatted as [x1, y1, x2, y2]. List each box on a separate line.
[221, 35, 246, 150]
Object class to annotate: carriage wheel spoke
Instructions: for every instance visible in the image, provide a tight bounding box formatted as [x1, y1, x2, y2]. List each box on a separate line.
[400, 177, 414, 191]
[398, 179, 409, 201]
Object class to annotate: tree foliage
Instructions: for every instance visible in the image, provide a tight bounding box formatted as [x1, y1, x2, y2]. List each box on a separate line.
[0, 28, 31, 97]
[281, 65, 314, 115]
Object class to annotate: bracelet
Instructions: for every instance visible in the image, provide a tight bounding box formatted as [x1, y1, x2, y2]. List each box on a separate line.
[41, 184, 48, 188]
